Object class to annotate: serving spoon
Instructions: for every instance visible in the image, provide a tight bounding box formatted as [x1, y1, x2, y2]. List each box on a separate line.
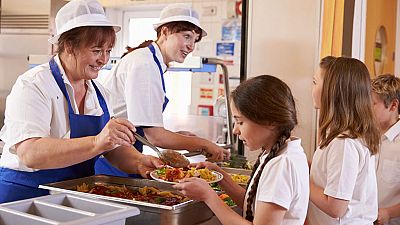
[133, 133, 190, 168]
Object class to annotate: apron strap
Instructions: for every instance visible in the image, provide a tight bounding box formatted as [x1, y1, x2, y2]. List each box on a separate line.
[148, 44, 167, 93]
[147, 44, 169, 111]
[49, 56, 109, 117]
[49, 57, 74, 113]
[91, 80, 109, 116]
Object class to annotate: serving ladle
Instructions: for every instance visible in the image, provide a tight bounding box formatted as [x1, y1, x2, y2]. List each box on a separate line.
[133, 133, 190, 168]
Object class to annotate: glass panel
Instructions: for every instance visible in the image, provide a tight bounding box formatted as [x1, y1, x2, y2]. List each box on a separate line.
[128, 18, 158, 47]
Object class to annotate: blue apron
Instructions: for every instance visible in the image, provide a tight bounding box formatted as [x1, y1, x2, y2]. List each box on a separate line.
[0, 57, 109, 203]
[94, 44, 169, 177]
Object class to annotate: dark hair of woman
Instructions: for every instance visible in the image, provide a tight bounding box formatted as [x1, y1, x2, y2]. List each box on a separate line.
[231, 75, 298, 221]
[121, 40, 154, 58]
[56, 26, 116, 55]
[121, 21, 203, 58]
[155, 21, 203, 42]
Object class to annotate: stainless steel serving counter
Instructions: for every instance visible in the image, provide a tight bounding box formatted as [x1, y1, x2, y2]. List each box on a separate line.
[40, 175, 215, 225]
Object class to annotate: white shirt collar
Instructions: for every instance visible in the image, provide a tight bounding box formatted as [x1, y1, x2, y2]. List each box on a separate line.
[151, 42, 168, 73]
[54, 54, 97, 113]
[261, 137, 303, 157]
[384, 119, 400, 142]
[54, 55, 93, 88]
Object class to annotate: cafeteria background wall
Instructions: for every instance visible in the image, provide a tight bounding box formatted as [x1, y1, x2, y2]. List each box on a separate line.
[245, 0, 321, 160]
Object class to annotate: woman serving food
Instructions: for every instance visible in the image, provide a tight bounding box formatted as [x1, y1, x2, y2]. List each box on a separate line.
[0, 0, 162, 203]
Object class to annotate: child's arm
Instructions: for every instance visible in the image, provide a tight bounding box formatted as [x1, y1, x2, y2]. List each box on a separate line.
[217, 171, 246, 208]
[377, 204, 400, 224]
[252, 201, 286, 224]
[174, 177, 253, 225]
[205, 197, 286, 225]
[194, 161, 247, 208]
[309, 178, 349, 218]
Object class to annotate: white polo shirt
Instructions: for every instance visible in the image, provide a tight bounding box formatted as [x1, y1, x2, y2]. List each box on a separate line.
[307, 137, 378, 225]
[0, 55, 112, 172]
[102, 42, 167, 127]
[376, 119, 400, 225]
[243, 138, 310, 225]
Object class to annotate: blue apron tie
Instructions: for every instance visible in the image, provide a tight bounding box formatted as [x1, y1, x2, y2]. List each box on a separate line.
[0, 57, 109, 203]
[94, 43, 169, 178]
[135, 44, 169, 151]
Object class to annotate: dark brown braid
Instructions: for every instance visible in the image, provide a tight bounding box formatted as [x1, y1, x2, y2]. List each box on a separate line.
[245, 130, 291, 221]
[230, 75, 297, 222]
[121, 40, 154, 58]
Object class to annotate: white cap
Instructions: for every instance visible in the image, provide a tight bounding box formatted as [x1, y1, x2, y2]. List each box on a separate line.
[153, 3, 207, 37]
[48, 0, 121, 44]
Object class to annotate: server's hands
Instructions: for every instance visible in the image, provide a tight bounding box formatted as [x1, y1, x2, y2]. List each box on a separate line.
[94, 117, 136, 153]
[135, 154, 164, 178]
[203, 144, 230, 162]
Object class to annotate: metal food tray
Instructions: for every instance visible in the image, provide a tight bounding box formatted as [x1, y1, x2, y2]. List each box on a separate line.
[221, 167, 252, 176]
[39, 175, 213, 225]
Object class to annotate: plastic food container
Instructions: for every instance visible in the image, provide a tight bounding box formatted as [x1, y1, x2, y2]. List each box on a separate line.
[0, 194, 140, 225]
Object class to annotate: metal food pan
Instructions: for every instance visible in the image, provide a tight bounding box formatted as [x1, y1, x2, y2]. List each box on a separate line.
[221, 167, 252, 176]
[39, 175, 213, 225]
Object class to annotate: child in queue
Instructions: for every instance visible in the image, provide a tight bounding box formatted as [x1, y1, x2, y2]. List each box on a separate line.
[371, 74, 400, 225]
[307, 56, 380, 225]
[173, 75, 310, 225]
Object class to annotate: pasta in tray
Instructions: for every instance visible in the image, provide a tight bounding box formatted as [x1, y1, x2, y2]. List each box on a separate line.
[76, 183, 189, 206]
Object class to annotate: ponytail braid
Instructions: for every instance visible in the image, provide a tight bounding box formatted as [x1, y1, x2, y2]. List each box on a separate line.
[245, 130, 291, 221]
[121, 40, 153, 58]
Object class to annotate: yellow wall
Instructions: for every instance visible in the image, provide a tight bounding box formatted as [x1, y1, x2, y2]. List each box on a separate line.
[365, 0, 397, 76]
[320, 0, 345, 58]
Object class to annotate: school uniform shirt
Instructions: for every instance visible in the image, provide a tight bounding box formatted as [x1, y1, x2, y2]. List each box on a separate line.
[243, 138, 310, 225]
[0, 55, 113, 172]
[307, 137, 378, 225]
[376, 120, 400, 225]
[102, 42, 167, 127]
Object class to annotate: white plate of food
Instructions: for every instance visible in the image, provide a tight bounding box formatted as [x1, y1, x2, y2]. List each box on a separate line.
[150, 167, 223, 185]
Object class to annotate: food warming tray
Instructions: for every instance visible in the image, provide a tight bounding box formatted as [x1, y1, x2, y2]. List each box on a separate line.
[39, 175, 213, 225]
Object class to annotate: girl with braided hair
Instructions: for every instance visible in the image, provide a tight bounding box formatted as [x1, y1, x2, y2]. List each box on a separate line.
[174, 75, 310, 225]
[307, 57, 380, 225]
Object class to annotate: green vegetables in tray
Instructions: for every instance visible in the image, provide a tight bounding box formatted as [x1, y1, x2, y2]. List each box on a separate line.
[222, 154, 253, 170]
[210, 182, 222, 191]
[219, 193, 236, 207]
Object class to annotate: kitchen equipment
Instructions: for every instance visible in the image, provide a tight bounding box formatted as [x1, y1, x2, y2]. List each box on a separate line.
[134, 133, 190, 168]
[0, 193, 139, 225]
[39, 175, 213, 225]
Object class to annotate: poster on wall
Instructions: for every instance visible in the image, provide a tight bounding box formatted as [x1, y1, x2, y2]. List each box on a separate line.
[216, 42, 235, 56]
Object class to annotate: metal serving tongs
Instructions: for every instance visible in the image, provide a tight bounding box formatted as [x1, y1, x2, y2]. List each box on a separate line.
[133, 133, 190, 168]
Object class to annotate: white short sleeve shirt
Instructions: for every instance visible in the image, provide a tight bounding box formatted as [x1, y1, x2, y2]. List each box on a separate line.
[376, 120, 400, 225]
[307, 138, 378, 225]
[243, 138, 310, 225]
[0, 55, 113, 171]
[102, 42, 167, 127]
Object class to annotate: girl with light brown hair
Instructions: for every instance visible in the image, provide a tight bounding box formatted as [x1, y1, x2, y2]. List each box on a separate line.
[308, 57, 380, 225]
